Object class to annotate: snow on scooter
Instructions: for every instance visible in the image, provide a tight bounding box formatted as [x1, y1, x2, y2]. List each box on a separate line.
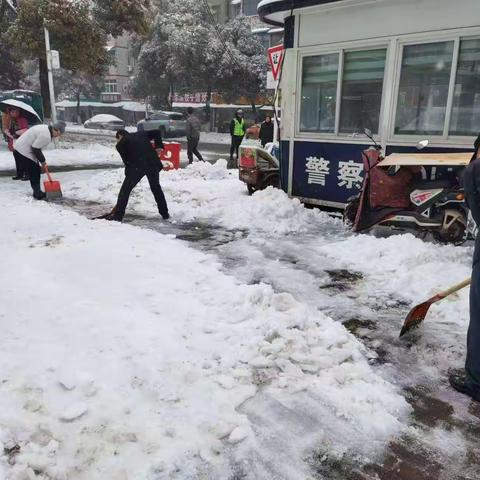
[344, 130, 472, 244]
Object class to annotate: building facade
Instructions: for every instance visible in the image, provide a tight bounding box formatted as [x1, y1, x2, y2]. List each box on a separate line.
[101, 34, 136, 102]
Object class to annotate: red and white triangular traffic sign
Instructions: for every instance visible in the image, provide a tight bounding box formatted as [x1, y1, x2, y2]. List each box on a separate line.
[268, 45, 285, 82]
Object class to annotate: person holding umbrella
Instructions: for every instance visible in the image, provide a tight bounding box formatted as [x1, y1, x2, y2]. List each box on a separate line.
[2, 107, 29, 180]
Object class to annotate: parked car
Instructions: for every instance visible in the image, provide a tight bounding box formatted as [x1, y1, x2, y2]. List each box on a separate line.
[246, 123, 260, 140]
[84, 114, 125, 131]
[137, 111, 187, 138]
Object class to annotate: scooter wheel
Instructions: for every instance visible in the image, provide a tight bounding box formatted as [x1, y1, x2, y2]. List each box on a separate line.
[434, 218, 467, 245]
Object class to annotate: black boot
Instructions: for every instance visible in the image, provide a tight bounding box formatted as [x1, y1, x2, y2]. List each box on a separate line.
[104, 212, 122, 222]
[449, 371, 480, 402]
[32, 186, 46, 200]
[12, 175, 22, 180]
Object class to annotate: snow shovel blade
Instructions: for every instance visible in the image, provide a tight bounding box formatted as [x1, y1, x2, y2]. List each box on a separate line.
[399, 277, 471, 337]
[43, 165, 62, 200]
[400, 299, 438, 337]
[44, 179, 62, 200]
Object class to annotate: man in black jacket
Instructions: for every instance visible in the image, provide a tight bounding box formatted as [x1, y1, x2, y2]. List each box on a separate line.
[449, 133, 480, 402]
[259, 115, 274, 148]
[107, 129, 169, 221]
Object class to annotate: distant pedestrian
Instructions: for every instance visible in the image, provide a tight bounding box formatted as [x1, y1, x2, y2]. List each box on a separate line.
[259, 115, 274, 148]
[3, 107, 29, 180]
[186, 107, 204, 164]
[229, 109, 246, 168]
[106, 129, 169, 222]
[449, 133, 480, 402]
[13, 122, 65, 200]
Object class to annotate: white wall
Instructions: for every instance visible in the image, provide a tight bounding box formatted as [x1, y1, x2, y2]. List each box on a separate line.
[299, 0, 480, 47]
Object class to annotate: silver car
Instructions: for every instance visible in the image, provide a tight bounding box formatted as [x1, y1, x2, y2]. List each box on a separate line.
[137, 111, 187, 138]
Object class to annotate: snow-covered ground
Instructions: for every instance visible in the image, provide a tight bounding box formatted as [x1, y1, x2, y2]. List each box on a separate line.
[0, 147, 478, 479]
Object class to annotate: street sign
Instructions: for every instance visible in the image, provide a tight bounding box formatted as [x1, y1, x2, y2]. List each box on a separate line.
[50, 50, 61, 70]
[268, 45, 284, 82]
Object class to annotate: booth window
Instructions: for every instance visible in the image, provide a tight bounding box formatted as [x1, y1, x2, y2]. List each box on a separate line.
[300, 54, 339, 133]
[450, 38, 480, 136]
[300, 49, 386, 135]
[395, 42, 454, 135]
[339, 49, 386, 134]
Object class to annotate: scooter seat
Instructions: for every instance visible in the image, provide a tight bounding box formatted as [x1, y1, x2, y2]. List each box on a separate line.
[412, 179, 454, 190]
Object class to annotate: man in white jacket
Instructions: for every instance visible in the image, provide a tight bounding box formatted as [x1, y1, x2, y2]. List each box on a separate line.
[13, 122, 65, 199]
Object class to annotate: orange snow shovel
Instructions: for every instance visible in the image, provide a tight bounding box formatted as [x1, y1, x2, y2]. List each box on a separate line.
[43, 164, 62, 200]
[399, 277, 471, 337]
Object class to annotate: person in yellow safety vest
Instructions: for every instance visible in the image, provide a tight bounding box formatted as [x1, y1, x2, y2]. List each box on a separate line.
[228, 109, 246, 168]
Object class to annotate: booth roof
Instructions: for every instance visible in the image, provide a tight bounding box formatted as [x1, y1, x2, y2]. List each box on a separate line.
[258, 0, 345, 25]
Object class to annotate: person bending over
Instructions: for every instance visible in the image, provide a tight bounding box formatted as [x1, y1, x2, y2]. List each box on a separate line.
[107, 129, 169, 222]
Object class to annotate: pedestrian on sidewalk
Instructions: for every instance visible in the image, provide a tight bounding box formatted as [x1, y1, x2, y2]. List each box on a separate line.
[259, 115, 274, 148]
[186, 107, 204, 164]
[449, 133, 480, 402]
[3, 107, 29, 180]
[228, 109, 246, 169]
[13, 122, 65, 200]
[106, 129, 169, 222]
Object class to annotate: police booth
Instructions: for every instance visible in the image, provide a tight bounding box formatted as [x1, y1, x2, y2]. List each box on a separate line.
[258, 0, 480, 208]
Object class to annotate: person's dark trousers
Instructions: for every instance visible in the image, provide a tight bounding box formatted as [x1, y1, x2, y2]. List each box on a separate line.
[466, 251, 480, 394]
[13, 150, 28, 179]
[13, 151, 42, 198]
[114, 165, 169, 220]
[229, 135, 244, 168]
[187, 136, 204, 164]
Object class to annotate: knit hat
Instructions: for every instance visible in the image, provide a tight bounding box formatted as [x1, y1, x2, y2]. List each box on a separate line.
[52, 121, 66, 134]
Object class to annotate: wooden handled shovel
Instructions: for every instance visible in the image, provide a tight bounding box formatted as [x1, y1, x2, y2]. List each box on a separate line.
[399, 277, 471, 337]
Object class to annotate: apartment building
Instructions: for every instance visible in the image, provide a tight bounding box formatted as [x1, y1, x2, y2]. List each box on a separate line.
[101, 34, 136, 102]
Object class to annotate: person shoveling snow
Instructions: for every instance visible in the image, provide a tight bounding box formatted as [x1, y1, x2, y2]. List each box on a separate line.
[103, 129, 169, 222]
[13, 121, 65, 200]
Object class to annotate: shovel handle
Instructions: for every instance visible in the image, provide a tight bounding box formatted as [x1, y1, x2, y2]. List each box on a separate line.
[438, 278, 471, 300]
[43, 163, 53, 183]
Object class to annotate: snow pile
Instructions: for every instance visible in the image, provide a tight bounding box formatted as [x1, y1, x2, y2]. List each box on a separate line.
[63, 160, 338, 236]
[0, 182, 410, 479]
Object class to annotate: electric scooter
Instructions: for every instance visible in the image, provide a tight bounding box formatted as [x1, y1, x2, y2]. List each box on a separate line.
[344, 130, 471, 244]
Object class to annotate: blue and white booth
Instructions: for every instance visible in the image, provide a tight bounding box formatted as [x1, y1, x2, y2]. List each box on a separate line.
[258, 0, 480, 208]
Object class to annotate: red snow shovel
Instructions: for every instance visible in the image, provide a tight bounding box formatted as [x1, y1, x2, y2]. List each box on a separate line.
[43, 164, 62, 200]
[399, 277, 471, 337]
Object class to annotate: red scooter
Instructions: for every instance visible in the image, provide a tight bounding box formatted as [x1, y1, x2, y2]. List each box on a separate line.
[344, 130, 470, 244]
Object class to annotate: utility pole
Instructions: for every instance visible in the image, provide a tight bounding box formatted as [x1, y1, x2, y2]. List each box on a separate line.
[44, 26, 57, 123]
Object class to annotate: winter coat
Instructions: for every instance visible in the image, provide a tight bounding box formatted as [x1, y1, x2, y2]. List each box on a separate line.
[471, 133, 480, 163]
[116, 130, 164, 172]
[14, 124, 52, 163]
[259, 120, 274, 146]
[186, 114, 201, 139]
[4, 115, 28, 152]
